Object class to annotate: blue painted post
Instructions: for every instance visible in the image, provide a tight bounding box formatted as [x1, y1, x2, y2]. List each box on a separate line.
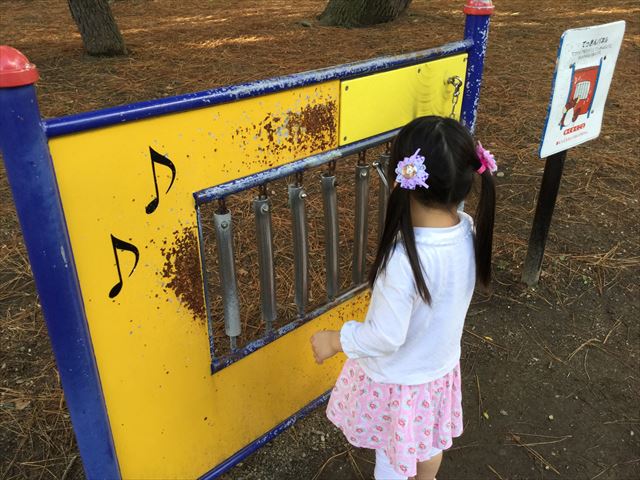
[0, 46, 120, 479]
[460, 0, 494, 133]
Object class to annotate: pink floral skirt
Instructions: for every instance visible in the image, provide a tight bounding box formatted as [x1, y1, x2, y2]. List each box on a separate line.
[327, 359, 463, 477]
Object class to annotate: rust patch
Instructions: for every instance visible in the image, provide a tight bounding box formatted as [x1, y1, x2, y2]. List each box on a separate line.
[232, 98, 338, 164]
[160, 226, 206, 322]
[286, 101, 337, 152]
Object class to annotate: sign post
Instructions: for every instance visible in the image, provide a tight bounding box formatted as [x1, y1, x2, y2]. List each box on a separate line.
[522, 21, 625, 286]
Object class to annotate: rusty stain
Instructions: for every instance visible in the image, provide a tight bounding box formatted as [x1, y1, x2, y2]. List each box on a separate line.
[232, 98, 338, 163]
[160, 226, 206, 322]
[287, 101, 337, 152]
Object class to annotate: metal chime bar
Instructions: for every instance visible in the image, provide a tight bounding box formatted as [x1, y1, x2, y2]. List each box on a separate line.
[352, 150, 370, 285]
[321, 160, 339, 300]
[213, 199, 241, 350]
[373, 146, 391, 241]
[253, 185, 277, 333]
[289, 172, 309, 316]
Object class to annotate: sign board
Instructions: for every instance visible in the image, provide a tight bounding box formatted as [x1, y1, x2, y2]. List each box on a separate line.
[539, 21, 625, 158]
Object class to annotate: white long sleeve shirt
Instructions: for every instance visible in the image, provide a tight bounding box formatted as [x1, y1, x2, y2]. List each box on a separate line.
[340, 212, 476, 385]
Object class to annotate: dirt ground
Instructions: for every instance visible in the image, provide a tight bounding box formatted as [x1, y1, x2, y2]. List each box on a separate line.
[1, 0, 639, 479]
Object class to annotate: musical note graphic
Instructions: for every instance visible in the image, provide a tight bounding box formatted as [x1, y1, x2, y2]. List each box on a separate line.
[145, 147, 177, 214]
[108, 234, 140, 298]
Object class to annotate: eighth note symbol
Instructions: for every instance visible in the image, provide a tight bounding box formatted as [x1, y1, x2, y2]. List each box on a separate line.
[109, 234, 140, 299]
[146, 147, 177, 214]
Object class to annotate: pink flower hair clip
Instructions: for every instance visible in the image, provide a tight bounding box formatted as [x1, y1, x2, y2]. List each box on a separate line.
[395, 148, 429, 190]
[476, 142, 497, 175]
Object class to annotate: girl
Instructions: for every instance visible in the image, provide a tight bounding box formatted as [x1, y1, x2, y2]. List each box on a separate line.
[310, 116, 496, 480]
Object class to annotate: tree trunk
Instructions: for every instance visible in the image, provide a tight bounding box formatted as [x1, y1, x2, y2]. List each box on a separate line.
[67, 0, 126, 56]
[318, 0, 413, 28]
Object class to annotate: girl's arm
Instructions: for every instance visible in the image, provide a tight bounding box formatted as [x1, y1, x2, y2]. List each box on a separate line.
[311, 249, 416, 363]
[310, 330, 342, 364]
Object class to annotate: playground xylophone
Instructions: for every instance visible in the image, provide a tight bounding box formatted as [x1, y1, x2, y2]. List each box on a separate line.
[0, 1, 494, 478]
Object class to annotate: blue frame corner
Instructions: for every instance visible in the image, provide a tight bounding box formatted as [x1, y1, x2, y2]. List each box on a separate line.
[461, 9, 493, 133]
[0, 84, 121, 478]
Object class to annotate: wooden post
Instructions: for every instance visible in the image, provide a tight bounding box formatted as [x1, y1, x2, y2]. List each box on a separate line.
[521, 150, 567, 286]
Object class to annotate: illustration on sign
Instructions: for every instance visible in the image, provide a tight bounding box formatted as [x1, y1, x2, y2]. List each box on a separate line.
[560, 61, 602, 127]
[539, 21, 625, 158]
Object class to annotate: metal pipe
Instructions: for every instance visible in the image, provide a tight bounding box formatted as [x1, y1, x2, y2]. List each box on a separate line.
[321, 174, 339, 300]
[288, 184, 309, 315]
[213, 210, 242, 346]
[253, 195, 277, 332]
[352, 159, 370, 285]
[373, 152, 390, 241]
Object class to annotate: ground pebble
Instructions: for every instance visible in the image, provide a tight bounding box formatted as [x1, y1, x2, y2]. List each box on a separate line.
[500, 409, 508, 416]
[548, 414, 554, 421]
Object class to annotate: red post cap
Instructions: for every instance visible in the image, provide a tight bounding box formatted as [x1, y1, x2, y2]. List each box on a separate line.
[464, 0, 495, 15]
[0, 46, 39, 87]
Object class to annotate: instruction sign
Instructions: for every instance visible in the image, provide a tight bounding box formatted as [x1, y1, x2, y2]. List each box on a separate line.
[539, 21, 625, 158]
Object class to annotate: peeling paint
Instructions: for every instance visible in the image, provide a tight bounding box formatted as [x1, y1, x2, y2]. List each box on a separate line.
[60, 246, 68, 269]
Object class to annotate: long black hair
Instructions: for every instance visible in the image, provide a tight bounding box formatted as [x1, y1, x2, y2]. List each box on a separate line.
[368, 116, 496, 303]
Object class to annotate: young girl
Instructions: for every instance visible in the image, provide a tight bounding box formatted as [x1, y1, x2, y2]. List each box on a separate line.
[311, 116, 496, 480]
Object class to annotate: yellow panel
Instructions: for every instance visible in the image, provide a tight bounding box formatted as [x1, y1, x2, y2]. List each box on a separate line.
[339, 54, 468, 144]
[47, 82, 346, 478]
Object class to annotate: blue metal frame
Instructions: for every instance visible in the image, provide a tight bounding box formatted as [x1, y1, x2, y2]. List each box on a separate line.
[196, 205, 218, 362]
[0, 85, 121, 479]
[43, 40, 472, 138]
[460, 10, 493, 133]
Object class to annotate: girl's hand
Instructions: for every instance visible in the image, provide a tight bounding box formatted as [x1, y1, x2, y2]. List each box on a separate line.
[310, 330, 342, 364]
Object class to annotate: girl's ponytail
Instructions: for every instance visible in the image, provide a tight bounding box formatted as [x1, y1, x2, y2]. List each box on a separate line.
[369, 186, 431, 303]
[474, 169, 496, 288]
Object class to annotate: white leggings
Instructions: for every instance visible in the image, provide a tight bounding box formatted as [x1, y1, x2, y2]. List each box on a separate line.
[373, 448, 442, 480]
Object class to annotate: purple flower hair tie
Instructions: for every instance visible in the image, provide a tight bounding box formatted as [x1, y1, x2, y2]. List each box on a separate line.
[476, 142, 497, 175]
[395, 148, 429, 190]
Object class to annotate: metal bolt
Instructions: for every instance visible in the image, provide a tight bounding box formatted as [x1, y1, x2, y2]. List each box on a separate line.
[261, 204, 269, 213]
[360, 171, 368, 177]
[300, 192, 308, 199]
[221, 221, 229, 229]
